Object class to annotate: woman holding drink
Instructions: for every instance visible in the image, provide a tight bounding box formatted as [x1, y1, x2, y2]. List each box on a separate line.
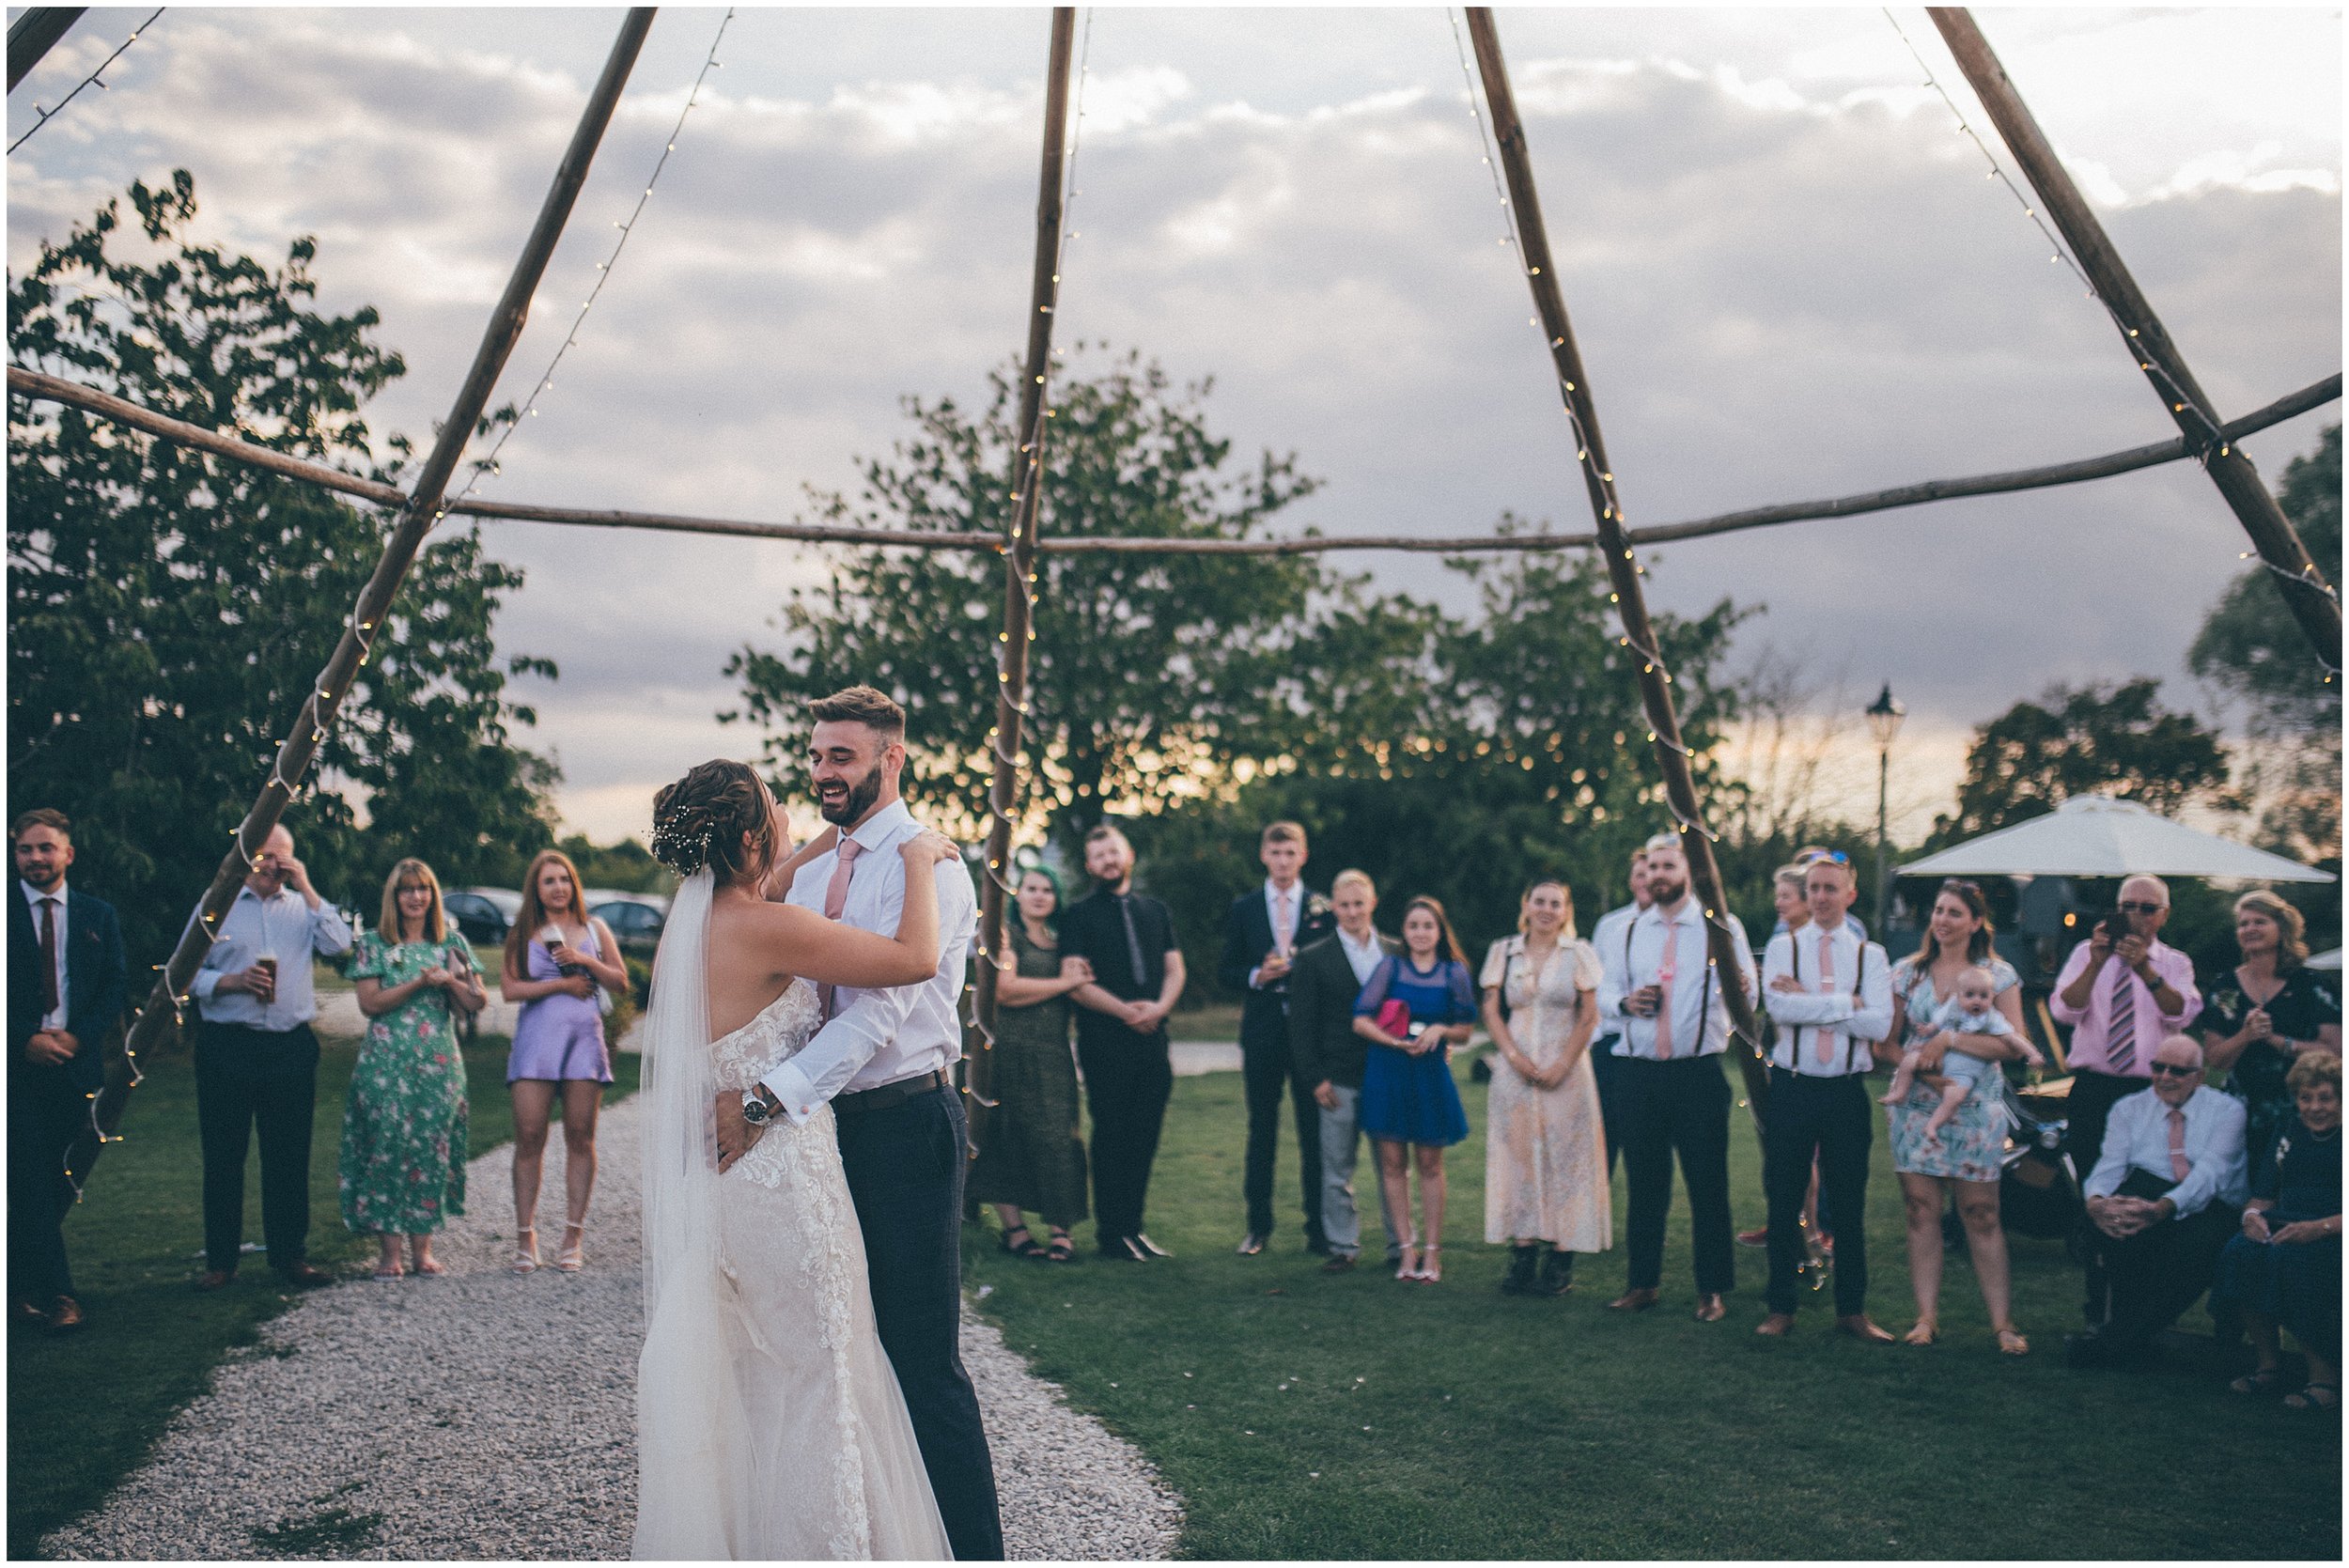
[501, 849, 629, 1273]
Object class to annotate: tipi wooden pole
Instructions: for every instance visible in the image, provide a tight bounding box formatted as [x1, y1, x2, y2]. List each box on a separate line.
[1464, 8, 1772, 1121]
[66, 8, 658, 1199]
[8, 8, 85, 91]
[967, 8, 1077, 1127]
[1929, 8, 2341, 675]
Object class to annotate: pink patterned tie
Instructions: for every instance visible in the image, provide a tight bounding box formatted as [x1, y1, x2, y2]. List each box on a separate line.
[1653, 931, 1678, 1061]
[1272, 891, 1295, 955]
[816, 838, 863, 1023]
[2167, 1108, 2190, 1182]
[1814, 929, 1837, 1066]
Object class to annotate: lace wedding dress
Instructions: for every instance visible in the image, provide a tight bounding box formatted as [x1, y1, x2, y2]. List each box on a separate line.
[633, 872, 949, 1560]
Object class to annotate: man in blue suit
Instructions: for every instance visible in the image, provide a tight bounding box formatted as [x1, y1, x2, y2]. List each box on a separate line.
[9, 809, 127, 1333]
[1221, 821, 1336, 1256]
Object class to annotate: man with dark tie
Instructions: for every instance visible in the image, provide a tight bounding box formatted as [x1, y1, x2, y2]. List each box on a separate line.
[1221, 821, 1337, 1257]
[9, 809, 128, 1334]
[1062, 824, 1185, 1263]
[2049, 874, 2200, 1324]
[1754, 852, 1895, 1343]
[1595, 834, 1756, 1322]
[2068, 1034, 2248, 1370]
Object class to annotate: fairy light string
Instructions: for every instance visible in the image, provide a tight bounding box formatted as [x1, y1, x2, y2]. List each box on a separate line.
[8, 8, 166, 157]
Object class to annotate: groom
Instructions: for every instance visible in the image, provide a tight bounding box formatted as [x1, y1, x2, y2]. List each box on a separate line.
[724, 685, 1003, 1560]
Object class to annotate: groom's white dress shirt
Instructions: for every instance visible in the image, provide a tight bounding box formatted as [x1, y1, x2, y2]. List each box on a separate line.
[758, 798, 978, 1126]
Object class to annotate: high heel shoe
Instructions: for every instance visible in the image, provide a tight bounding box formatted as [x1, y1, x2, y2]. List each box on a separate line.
[557, 1221, 587, 1273]
[1394, 1241, 1423, 1281]
[510, 1226, 539, 1275]
[1417, 1245, 1442, 1283]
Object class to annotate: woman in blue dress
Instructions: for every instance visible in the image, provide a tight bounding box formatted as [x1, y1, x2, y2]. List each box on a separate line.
[1354, 897, 1478, 1282]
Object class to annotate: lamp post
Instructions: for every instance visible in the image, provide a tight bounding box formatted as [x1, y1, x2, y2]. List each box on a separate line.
[1865, 683, 1906, 929]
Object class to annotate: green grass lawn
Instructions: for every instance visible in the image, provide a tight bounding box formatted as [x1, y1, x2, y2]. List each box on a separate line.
[1169, 1001, 1240, 1042]
[967, 1060, 2341, 1560]
[6, 1028, 638, 1560]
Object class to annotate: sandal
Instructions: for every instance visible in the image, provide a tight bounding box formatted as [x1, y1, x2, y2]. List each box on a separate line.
[1395, 1241, 1423, 1281]
[2230, 1367, 2287, 1395]
[2283, 1383, 2340, 1411]
[372, 1263, 404, 1281]
[412, 1255, 448, 1278]
[1417, 1245, 1443, 1283]
[1000, 1225, 1047, 1261]
[1995, 1327, 2030, 1358]
[1902, 1320, 1937, 1346]
[557, 1221, 587, 1274]
[510, 1227, 539, 1275]
[1043, 1233, 1076, 1263]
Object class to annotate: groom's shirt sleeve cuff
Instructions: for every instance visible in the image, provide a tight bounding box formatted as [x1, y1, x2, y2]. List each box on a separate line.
[762, 1060, 823, 1126]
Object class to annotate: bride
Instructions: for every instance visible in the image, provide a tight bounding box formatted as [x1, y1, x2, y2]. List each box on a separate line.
[633, 758, 956, 1560]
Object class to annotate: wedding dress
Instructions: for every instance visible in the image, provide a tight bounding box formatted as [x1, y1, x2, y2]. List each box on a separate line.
[633, 870, 950, 1560]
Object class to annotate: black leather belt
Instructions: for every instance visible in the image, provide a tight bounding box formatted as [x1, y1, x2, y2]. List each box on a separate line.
[833, 1069, 947, 1118]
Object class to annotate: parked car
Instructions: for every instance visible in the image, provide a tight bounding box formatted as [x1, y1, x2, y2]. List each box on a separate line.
[446, 887, 522, 948]
[589, 892, 669, 956]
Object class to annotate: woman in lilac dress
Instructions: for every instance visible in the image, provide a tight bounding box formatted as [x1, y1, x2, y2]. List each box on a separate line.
[502, 848, 629, 1274]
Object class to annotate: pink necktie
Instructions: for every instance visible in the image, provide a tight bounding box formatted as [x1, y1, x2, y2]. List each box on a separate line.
[1653, 931, 1678, 1061]
[2167, 1108, 2190, 1182]
[1273, 892, 1294, 955]
[816, 839, 864, 1023]
[1814, 930, 1836, 1066]
[2107, 961, 2139, 1074]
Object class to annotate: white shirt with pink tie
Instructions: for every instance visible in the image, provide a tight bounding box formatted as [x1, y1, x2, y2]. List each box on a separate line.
[1596, 899, 1756, 1061]
[1760, 923, 1892, 1077]
[757, 799, 977, 1126]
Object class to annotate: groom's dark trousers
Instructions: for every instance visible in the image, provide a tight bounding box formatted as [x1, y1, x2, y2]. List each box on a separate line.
[836, 1079, 1004, 1560]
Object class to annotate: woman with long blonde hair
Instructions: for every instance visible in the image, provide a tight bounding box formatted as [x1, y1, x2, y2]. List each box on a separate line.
[344, 858, 484, 1279]
[501, 848, 629, 1273]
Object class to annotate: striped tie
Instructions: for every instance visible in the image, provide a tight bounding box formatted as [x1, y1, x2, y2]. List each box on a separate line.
[2107, 960, 2139, 1075]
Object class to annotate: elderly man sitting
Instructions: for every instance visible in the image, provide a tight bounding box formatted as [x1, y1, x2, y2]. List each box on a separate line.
[2067, 1034, 2248, 1370]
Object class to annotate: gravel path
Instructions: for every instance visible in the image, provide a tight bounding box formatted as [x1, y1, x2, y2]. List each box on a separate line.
[43, 1095, 1181, 1560]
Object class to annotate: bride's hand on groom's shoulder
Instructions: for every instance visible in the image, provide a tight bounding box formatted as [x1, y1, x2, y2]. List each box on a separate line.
[900, 830, 962, 868]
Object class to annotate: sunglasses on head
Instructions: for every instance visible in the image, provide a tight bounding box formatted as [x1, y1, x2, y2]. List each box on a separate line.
[2148, 1062, 2200, 1078]
[2117, 900, 2164, 915]
[1803, 850, 1851, 866]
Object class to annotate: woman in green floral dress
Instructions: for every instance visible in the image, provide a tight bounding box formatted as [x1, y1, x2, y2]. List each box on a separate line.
[343, 859, 484, 1279]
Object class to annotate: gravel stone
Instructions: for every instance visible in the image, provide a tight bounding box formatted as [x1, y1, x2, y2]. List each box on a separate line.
[44, 1094, 1180, 1560]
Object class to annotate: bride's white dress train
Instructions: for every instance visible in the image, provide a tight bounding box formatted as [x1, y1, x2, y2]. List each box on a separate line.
[633, 873, 950, 1560]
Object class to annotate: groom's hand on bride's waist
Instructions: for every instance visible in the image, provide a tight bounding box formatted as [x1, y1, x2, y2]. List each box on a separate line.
[714, 1090, 775, 1172]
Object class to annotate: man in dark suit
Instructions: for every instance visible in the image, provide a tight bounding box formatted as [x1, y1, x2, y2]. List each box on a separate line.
[9, 809, 128, 1333]
[1220, 821, 1337, 1256]
[1288, 869, 1403, 1273]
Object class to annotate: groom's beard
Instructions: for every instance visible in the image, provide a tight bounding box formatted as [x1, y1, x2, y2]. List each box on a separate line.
[816, 764, 885, 827]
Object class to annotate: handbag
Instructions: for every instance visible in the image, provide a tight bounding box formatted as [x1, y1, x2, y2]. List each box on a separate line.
[1375, 998, 1413, 1043]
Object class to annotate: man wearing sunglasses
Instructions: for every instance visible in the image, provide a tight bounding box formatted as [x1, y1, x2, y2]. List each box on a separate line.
[2050, 876, 2201, 1187]
[2068, 1034, 2247, 1369]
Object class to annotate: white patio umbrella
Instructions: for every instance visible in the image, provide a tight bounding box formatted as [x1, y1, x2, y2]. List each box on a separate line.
[1899, 793, 2337, 883]
[2310, 949, 2342, 970]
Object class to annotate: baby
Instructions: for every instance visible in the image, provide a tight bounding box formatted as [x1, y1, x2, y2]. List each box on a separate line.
[1881, 967, 2044, 1134]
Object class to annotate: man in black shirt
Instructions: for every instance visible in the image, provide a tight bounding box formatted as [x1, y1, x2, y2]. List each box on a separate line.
[1060, 824, 1186, 1262]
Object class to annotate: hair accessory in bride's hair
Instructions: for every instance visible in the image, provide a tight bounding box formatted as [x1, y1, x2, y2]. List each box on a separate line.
[652, 760, 774, 882]
[649, 807, 714, 876]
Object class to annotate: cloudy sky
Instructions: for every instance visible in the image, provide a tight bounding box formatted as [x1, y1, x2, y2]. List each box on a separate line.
[9, 5, 2340, 846]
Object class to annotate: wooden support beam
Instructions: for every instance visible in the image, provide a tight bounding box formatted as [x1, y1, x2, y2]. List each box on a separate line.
[70, 8, 658, 1196]
[8, 7, 85, 91]
[1930, 8, 2341, 677]
[967, 8, 1078, 1128]
[1464, 8, 1772, 1122]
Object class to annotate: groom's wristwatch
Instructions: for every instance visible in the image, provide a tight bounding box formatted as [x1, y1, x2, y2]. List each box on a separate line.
[740, 1089, 775, 1127]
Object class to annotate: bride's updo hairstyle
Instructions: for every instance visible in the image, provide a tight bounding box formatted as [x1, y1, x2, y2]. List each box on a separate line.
[652, 759, 776, 886]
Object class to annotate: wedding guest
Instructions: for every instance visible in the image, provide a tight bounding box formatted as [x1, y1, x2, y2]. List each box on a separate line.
[2215, 1050, 2341, 1409]
[1595, 834, 1755, 1322]
[1290, 870, 1403, 1274]
[971, 864, 1091, 1264]
[9, 810, 126, 1332]
[1354, 897, 1478, 1282]
[2049, 875, 2201, 1186]
[501, 848, 629, 1274]
[1791, 846, 1867, 940]
[1588, 846, 1653, 1180]
[1754, 853, 1895, 1342]
[1738, 862, 1814, 1250]
[189, 822, 352, 1292]
[1063, 825, 1184, 1262]
[1480, 877, 1609, 1296]
[1885, 879, 2032, 1352]
[2068, 1034, 2248, 1370]
[342, 858, 482, 1280]
[1221, 821, 1336, 1257]
[2199, 891, 2341, 1185]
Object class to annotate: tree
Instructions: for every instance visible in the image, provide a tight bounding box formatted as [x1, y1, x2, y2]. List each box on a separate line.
[1932, 677, 2235, 844]
[8, 171, 556, 965]
[728, 348, 1327, 840]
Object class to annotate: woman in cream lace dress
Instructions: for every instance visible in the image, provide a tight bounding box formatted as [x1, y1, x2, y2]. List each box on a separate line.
[633, 759, 957, 1560]
[1480, 877, 1611, 1296]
